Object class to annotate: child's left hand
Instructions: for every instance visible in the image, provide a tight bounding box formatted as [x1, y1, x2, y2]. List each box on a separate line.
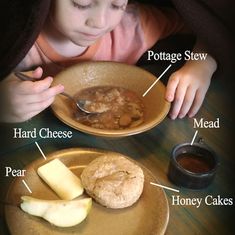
[165, 57, 217, 119]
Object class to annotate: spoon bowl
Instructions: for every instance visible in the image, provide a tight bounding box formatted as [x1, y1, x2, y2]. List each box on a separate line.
[59, 92, 101, 114]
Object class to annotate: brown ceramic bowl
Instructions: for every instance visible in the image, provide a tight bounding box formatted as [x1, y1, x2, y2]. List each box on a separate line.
[51, 61, 170, 137]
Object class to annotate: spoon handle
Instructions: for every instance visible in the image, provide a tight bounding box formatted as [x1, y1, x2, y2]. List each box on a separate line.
[14, 72, 35, 81]
[60, 92, 74, 100]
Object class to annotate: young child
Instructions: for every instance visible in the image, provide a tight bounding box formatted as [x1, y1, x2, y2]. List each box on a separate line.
[0, 0, 217, 123]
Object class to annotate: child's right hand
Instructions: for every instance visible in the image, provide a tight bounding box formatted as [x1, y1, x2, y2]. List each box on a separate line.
[0, 67, 64, 123]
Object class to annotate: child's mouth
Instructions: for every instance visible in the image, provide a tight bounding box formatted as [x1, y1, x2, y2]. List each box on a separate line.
[80, 32, 102, 40]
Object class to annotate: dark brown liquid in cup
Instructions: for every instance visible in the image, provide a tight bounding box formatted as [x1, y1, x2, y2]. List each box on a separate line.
[177, 153, 212, 173]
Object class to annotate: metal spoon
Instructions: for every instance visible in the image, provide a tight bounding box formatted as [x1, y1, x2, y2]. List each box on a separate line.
[59, 92, 98, 114]
[14, 71, 101, 114]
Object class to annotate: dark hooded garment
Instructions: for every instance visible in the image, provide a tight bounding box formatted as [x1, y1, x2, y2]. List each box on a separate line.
[0, 0, 51, 79]
[171, 0, 235, 79]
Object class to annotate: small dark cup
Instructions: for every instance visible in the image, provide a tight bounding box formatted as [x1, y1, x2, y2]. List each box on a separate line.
[168, 142, 218, 189]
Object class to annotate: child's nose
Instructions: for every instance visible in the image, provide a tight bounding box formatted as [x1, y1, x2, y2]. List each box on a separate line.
[86, 8, 106, 28]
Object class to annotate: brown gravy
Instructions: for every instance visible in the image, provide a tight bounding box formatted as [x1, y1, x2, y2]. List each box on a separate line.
[177, 153, 212, 173]
[73, 86, 145, 130]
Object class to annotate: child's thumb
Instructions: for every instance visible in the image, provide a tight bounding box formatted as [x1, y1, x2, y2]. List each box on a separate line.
[25, 67, 43, 79]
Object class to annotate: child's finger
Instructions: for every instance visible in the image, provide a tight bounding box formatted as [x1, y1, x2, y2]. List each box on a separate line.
[169, 83, 187, 119]
[32, 67, 43, 79]
[27, 84, 64, 104]
[27, 96, 56, 113]
[178, 86, 196, 118]
[188, 89, 205, 117]
[165, 74, 179, 102]
[17, 76, 54, 94]
[17, 96, 56, 116]
[24, 67, 43, 79]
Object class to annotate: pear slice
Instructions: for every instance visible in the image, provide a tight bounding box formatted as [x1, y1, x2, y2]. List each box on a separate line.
[20, 196, 92, 227]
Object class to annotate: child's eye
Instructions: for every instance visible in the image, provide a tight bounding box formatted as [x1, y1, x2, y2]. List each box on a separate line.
[111, 4, 126, 10]
[72, 1, 91, 9]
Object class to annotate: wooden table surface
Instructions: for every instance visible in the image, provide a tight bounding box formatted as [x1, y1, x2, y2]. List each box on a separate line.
[0, 69, 234, 235]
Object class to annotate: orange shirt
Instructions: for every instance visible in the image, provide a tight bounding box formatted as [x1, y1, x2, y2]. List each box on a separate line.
[17, 4, 183, 76]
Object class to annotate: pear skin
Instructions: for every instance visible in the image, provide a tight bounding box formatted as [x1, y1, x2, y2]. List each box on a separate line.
[20, 196, 92, 227]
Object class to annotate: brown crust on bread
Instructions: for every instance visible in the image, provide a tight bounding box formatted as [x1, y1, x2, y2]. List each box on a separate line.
[81, 154, 144, 209]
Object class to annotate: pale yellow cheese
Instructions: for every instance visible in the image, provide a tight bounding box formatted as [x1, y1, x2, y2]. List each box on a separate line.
[37, 159, 83, 200]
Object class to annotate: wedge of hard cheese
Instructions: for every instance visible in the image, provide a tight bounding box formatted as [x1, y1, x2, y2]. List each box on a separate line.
[37, 159, 83, 200]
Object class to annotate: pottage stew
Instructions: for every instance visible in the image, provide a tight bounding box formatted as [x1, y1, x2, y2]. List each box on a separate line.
[73, 86, 145, 130]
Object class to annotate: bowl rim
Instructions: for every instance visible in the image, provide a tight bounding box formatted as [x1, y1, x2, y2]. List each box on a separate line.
[51, 61, 171, 137]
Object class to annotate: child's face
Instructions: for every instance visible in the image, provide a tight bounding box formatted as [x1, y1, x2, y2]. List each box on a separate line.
[51, 0, 128, 47]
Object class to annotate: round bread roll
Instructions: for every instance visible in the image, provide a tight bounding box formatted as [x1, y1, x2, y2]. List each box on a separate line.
[81, 154, 144, 209]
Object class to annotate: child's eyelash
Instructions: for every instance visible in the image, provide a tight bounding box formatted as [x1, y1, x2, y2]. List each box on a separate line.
[72, 1, 91, 9]
[111, 4, 126, 11]
[72, 1, 126, 11]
